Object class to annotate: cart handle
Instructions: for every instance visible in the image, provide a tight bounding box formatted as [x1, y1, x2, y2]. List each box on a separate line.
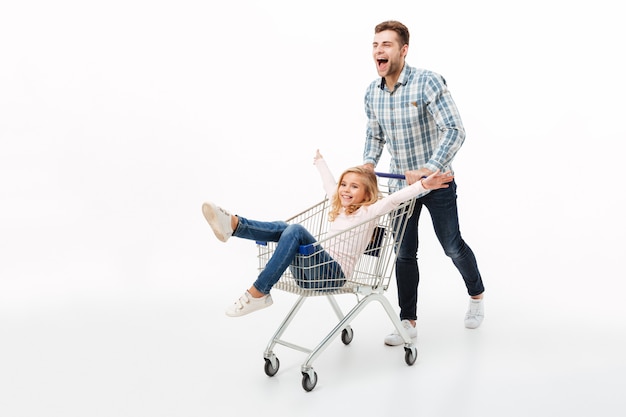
[376, 172, 430, 180]
[375, 172, 405, 179]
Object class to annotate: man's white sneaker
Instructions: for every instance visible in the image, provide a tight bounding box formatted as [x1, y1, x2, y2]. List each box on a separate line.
[225, 291, 273, 317]
[384, 319, 417, 346]
[202, 202, 233, 242]
[464, 298, 484, 329]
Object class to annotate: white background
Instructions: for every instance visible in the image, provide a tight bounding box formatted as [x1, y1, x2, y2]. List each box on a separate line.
[1, 1, 625, 416]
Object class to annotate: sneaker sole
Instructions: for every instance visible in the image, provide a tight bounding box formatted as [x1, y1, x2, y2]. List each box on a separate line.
[384, 330, 417, 346]
[202, 203, 228, 242]
[464, 318, 484, 329]
[384, 336, 405, 346]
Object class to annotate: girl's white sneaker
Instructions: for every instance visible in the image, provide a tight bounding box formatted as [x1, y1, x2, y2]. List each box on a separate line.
[202, 201, 233, 242]
[225, 291, 273, 317]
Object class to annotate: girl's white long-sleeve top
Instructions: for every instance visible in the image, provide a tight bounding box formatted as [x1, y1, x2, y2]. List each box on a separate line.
[313, 158, 430, 279]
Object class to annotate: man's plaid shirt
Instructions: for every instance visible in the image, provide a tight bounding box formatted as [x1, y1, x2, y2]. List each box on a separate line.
[363, 64, 466, 191]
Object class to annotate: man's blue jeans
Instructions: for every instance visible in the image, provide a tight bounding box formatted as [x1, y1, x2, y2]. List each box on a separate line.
[395, 179, 484, 321]
[233, 217, 344, 294]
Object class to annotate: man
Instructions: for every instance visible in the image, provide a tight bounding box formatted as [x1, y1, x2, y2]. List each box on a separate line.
[361, 20, 485, 346]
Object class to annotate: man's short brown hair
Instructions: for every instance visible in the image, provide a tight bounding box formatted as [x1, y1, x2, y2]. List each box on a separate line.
[375, 21, 410, 46]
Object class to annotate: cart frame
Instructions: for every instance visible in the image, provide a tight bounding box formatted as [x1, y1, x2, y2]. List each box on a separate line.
[256, 179, 417, 391]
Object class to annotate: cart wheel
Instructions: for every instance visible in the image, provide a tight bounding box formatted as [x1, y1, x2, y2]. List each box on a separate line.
[404, 346, 417, 366]
[341, 327, 354, 345]
[301, 371, 318, 392]
[264, 357, 280, 377]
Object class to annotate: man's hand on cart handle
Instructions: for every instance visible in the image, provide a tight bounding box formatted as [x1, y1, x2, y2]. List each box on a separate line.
[405, 168, 433, 185]
[361, 163, 376, 174]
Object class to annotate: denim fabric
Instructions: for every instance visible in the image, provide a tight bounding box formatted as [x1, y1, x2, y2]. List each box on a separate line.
[395, 180, 484, 321]
[233, 217, 344, 294]
[289, 246, 345, 290]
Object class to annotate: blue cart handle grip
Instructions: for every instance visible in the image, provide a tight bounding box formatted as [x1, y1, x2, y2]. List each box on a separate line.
[375, 172, 406, 180]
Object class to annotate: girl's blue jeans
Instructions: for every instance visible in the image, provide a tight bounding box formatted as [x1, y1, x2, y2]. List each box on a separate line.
[233, 216, 345, 294]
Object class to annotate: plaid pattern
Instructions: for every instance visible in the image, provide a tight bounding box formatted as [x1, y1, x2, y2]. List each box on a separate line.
[363, 64, 466, 191]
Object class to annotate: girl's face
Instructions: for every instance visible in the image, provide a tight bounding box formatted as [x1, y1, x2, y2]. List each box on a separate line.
[338, 173, 368, 207]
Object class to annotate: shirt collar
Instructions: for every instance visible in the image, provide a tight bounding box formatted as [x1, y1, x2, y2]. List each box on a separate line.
[379, 63, 412, 91]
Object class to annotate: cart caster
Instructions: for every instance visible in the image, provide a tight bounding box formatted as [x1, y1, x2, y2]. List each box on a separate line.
[341, 327, 354, 345]
[301, 370, 318, 392]
[404, 346, 417, 366]
[264, 357, 280, 377]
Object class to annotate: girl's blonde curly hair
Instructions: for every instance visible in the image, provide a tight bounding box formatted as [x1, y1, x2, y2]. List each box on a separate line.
[329, 167, 380, 221]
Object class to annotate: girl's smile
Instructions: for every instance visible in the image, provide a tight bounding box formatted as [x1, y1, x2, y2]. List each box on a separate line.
[338, 172, 367, 207]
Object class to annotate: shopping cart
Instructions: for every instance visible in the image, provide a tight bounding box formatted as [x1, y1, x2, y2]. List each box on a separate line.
[256, 173, 417, 391]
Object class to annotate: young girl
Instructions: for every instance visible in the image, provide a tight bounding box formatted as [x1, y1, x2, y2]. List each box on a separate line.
[202, 150, 453, 317]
